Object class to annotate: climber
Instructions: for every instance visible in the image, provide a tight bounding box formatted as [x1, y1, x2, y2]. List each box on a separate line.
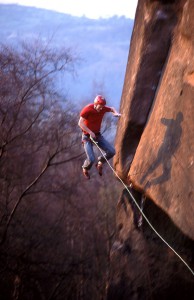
[78, 95, 121, 179]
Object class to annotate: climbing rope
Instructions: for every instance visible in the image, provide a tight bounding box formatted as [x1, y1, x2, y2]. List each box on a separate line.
[91, 137, 194, 277]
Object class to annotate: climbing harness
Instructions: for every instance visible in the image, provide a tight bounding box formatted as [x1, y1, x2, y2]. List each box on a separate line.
[91, 137, 194, 277]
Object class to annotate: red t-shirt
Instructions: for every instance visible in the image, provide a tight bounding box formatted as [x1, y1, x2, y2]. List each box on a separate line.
[80, 104, 112, 134]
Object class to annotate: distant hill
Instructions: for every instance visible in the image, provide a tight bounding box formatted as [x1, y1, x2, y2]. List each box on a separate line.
[0, 4, 134, 108]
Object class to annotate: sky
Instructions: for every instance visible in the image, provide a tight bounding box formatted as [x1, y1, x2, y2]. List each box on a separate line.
[0, 0, 138, 19]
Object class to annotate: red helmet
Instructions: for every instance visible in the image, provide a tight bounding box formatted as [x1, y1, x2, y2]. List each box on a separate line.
[94, 95, 106, 106]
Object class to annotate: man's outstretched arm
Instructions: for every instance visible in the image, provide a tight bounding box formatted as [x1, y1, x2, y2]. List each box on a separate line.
[110, 107, 121, 117]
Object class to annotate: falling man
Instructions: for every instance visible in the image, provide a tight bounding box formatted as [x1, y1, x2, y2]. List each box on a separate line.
[78, 95, 121, 179]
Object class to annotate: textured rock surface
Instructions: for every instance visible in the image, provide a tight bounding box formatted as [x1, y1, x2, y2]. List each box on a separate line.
[114, 0, 194, 240]
[107, 188, 194, 300]
[110, 0, 194, 298]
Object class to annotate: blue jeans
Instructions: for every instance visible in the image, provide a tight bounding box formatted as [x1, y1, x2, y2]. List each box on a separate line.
[82, 133, 116, 170]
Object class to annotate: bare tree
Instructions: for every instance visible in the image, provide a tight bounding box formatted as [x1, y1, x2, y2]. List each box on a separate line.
[0, 39, 81, 241]
[0, 39, 120, 300]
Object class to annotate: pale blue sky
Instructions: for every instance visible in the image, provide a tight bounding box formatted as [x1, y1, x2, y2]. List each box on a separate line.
[0, 0, 138, 19]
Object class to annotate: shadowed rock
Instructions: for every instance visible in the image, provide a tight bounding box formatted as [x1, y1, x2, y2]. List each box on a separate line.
[110, 0, 194, 298]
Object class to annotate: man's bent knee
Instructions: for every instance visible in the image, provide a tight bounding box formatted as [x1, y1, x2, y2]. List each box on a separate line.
[110, 149, 116, 158]
[106, 149, 116, 160]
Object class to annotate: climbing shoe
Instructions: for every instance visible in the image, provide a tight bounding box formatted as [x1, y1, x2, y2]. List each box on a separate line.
[96, 162, 103, 176]
[82, 168, 90, 179]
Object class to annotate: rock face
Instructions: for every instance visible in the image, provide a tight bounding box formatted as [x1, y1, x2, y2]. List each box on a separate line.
[109, 0, 194, 298]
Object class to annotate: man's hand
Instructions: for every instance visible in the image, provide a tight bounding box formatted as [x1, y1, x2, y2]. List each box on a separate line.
[110, 107, 121, 117]
[113, 113, 121, 117]
[90, 132, 96, 139]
